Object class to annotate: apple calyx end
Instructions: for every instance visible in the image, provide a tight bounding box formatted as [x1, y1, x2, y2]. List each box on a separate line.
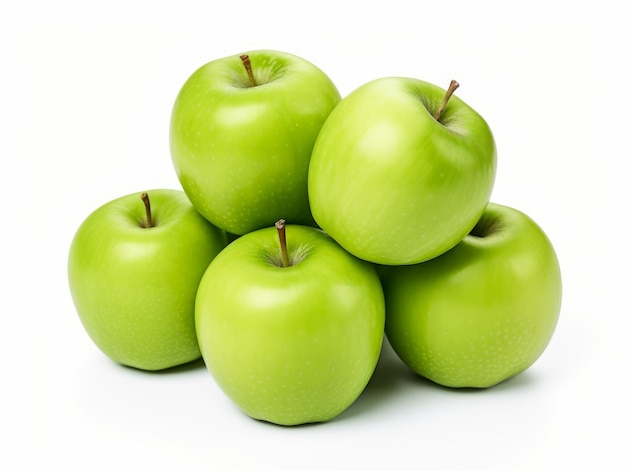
[433, 80, 460, 122]
[140, 192, 155, 228]
[239, 54, 258, 88]
[469, 214, 501, 239]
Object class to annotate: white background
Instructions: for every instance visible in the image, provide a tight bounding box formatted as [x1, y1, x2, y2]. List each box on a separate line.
[9, 1, 625, 469]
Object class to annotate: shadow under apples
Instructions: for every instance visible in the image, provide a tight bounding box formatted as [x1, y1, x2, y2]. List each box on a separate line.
[119, 357, 207, 376]
[337, 337, 543, 422]
[418, 367, 541, 395]
[336, 336, 418, 421]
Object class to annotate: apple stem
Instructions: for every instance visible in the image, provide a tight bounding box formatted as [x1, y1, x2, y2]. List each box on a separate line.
[140, 192, 154, 228]
[275, 219, 289, 267]
[433, 80, 460, 122]
[240, 54, 257, 87]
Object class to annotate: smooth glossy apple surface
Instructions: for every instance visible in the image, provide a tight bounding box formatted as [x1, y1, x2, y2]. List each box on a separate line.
[195, 224, 385, 425]
[68, 189, 228, 371]
[308, 77, 496, 265]
[381, 203, 562, 388]
[170, 50, 341, 236]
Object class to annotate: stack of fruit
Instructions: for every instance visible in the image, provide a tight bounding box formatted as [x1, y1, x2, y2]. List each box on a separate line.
[68, 49, 562, 426]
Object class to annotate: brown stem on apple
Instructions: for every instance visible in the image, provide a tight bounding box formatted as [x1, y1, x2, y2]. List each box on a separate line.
[140, 192, 154, 228]
[275, 219, 289, 267]
[240, 54, 257, 87]
[433, 80, 460, 122]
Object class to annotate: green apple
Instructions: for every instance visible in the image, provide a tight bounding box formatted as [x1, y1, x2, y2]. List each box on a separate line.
[308, 77, 497, 265]
[381, 202, 562, 388]
[68, 189, 228, 371]
[170, 50, 341, 236]
[195, 221, 385, 425]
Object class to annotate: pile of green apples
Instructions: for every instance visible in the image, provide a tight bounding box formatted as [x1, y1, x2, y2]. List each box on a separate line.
[68, 50, 562, 426]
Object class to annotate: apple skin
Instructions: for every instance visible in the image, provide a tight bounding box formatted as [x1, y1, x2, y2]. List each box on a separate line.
[195, 224, 385, 426]
[170, 49, 341, 236]
[68, 189, 228, 371]
[308, 77, 497, 265]
[380, 202, 562, 388]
